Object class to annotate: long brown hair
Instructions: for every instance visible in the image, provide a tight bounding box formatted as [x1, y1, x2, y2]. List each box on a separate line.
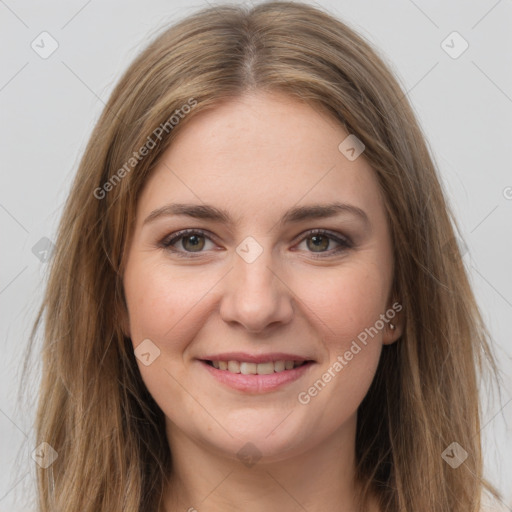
[21, 1, 503, 510]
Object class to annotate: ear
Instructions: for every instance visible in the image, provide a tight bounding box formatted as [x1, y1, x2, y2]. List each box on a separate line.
[382, 300, 403, 346]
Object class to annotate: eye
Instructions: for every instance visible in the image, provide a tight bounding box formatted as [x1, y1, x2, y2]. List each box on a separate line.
[160, 228, 352, 259]
[294, 229, 352, 258]
[160, 229, 217, 257]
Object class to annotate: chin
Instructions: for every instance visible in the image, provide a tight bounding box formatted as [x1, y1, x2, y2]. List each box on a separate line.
[197, 415, 315, 464]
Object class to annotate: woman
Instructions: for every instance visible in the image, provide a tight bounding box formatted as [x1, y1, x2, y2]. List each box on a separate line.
[23, 1, 504, 510]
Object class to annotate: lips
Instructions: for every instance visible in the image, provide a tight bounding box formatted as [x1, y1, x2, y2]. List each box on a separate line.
[197, 352, 316, 393]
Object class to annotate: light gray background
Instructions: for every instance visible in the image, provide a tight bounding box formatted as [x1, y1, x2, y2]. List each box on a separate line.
[1, 0, 511, 510]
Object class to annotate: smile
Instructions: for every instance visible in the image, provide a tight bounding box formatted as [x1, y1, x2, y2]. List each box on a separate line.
[199, 359, 315, 393]
[206, 359, 307, 374]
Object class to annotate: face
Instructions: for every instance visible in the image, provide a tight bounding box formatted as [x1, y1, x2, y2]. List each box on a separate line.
[122, 91, 402, 462]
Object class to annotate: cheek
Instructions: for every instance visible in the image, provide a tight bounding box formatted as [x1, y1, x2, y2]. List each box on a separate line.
[292, 262, 388, 406]
[123, 259, 216, 344]
[123, 260, 211, 423]
[293, 260, 390, 345]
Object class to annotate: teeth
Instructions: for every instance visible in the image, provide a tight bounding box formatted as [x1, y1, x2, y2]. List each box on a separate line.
[256, 362, 275, 375]
[210, 359, 306, 374]
[240, 362, 257, 375]
[227, 360, 240, 373]
[274, 360, 285, 372]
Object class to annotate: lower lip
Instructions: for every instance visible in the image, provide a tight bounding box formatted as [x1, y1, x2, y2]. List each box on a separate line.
[200, 360, 315, 393]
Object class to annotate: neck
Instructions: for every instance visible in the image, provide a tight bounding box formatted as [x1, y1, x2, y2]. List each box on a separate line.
[160, 414, 378, 512]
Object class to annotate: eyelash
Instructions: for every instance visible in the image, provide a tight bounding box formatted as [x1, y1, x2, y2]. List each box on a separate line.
[159, 228, 353, 259]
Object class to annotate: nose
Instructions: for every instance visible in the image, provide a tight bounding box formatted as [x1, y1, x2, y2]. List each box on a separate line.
[219, 245, 294, 334]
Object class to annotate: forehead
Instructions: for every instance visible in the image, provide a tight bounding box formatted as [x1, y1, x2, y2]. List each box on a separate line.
[136, 91, 385, 227]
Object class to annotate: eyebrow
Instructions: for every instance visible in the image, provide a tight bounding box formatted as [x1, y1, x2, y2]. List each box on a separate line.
[143, 201, 370, 228]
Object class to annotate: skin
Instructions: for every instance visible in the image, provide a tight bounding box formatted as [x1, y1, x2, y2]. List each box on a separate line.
[122, 90, 403, 512]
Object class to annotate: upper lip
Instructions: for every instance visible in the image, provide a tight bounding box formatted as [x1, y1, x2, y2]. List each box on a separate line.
[200, 352, 314, 364]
